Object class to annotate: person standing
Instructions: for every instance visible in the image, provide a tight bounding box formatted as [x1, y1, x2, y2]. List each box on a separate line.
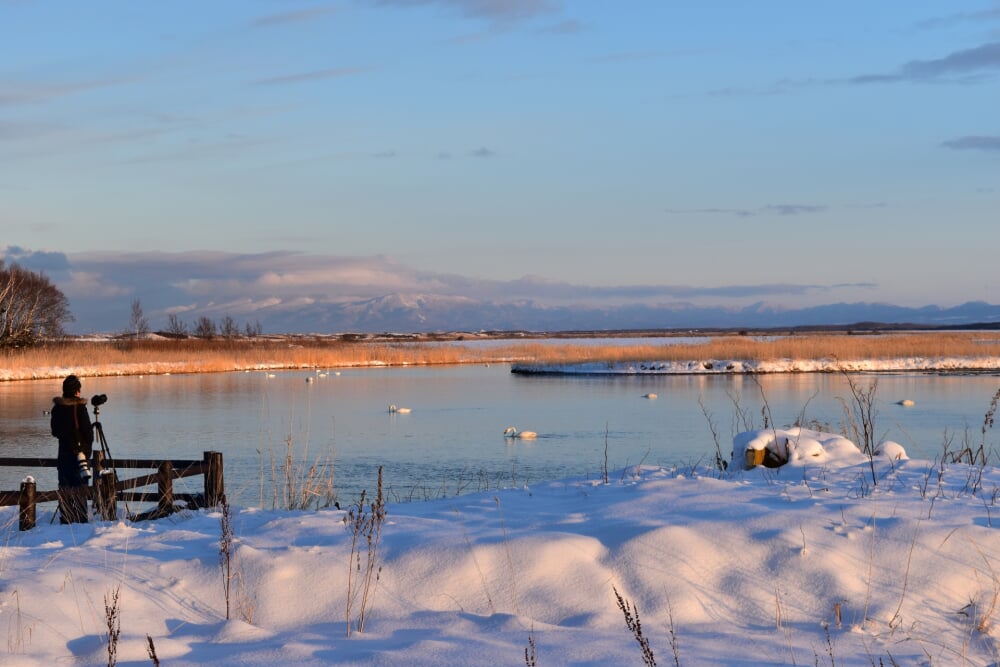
[50, 374, 93, 523]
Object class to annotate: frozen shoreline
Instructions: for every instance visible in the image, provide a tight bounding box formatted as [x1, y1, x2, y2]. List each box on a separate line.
[511, 356, 1000, 375]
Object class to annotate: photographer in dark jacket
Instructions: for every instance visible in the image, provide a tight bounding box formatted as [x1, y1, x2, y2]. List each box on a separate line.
[50, 374, 93, 523]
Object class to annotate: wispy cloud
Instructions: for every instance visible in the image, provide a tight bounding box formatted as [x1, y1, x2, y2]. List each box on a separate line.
[251, 6, 339, 28]
[665, 204, 828, 218]
[717, 42, 1000, 97]
[763, 204, 827, 216]
[252, 67, 370, 86]
[849, 41, 1000, 84]
[0, 78, 128, 106]
[370, 0, 560, 25]
[708, 79, 817, 97]
[591, 50, 691, 65]
[914, 8, 1000, 30]
[536, 19, 583, 35]
[942, 135, 1000, 151]
[116, 134, 274, 165]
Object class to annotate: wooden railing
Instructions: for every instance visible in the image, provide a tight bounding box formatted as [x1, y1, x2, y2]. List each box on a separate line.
[0, 450, 225, 530]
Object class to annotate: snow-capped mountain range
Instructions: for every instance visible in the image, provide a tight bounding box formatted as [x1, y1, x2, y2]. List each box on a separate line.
[194, 294, 1000, 334]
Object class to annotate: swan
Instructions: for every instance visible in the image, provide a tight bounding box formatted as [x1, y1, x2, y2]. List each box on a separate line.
[896, 399, 915, 407]
[503, 427, 537, 439]
[642, 393, 657, 399]
[389, 404, 412, 414]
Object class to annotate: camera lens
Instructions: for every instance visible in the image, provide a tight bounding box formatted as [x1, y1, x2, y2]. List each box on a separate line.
[77, 451, 92, 480]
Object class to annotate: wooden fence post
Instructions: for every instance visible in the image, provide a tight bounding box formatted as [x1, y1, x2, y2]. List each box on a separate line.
[18, 478, 36, 531]
[203, 451, 225, 508]
[96, 470, 118, 521]
[157, 460, 174, 517]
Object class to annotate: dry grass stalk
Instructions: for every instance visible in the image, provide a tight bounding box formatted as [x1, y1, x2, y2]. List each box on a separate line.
[524, 626, 537, 667]
[888, 526, 920, 632]
[840, 372, 879, 489]
[105, 584, 121, 667]
[665, 594, 681, 667]
[219, 496, 258, 623]
[6, 589, 30, 654]
[219, 497, 234, 620]
[453, 507, 496, 614]
[267, 433, 337, 511]
[970, 542, 1000, 634]
[613, 586, 657, 667]
[495, 496, 520, 615]
[344, 466, 386, 637]
[145, 634, 160, 666]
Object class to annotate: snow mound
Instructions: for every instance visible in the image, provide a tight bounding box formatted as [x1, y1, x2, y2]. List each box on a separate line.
[734, 427, 907, 469]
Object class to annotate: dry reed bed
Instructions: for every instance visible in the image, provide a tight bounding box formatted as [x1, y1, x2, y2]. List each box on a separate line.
[483, 332, 1000, 364]
[1, 332, 999, 380]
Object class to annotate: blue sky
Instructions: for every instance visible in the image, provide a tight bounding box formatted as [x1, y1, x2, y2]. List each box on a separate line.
[2, 1, 999, 332]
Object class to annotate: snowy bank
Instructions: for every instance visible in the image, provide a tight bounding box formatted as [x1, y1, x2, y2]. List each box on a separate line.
[4, 430, 1000, 665]
[511, 356, 1000, 374]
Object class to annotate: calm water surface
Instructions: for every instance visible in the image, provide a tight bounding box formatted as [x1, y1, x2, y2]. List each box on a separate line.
[2, 365, 999, 507]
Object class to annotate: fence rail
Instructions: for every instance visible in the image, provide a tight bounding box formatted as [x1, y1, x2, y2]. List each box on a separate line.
[0, 450, 225, 530]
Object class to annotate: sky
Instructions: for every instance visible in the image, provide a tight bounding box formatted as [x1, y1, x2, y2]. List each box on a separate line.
[2, 1, 999, 331]
[5, 426, 1000, 665]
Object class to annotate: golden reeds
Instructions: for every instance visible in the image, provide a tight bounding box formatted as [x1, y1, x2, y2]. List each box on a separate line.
[1, 332, 998, 381]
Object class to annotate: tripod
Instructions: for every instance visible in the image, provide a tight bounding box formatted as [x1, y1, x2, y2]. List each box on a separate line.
[92, 404, 113, 468]
[91, 403, 131, 518]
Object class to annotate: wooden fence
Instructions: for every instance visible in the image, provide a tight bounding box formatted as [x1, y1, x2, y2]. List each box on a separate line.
[0, 450, 225, 530]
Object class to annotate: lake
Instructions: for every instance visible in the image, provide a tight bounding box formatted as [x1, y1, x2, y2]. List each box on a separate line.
[2, 365, 999, 508]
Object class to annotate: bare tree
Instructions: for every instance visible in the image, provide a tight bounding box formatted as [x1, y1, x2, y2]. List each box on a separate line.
[0, 261, 73, 347]
[165, 313, 189, 336]
[244, 320, 263, 337]
[129, 298, 150, 339]
[194, 316, 216, 339]
[219, 315, 240, 339]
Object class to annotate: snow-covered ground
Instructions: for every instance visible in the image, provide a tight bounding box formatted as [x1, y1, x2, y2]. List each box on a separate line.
[4, 430, 1000, 666]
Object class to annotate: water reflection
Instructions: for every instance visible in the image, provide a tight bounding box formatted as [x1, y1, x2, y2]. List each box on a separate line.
[1, 367, 999, 507]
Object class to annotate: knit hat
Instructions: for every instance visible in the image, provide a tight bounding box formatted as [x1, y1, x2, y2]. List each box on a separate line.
[62, 375, 82, 397]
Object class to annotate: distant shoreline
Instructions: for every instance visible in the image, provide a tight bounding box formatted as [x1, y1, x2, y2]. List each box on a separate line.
[2, 329, 999, 383]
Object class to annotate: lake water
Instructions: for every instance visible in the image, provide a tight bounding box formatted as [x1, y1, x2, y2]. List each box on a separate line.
[2, 365, 999, 509]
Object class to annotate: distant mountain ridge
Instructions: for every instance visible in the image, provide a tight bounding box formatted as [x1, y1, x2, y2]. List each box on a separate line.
[250, 295, 1000, 334]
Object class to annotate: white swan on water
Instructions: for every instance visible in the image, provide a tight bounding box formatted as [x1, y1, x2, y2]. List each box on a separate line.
[503, 427, 537, 439]
[389, 404, 412, 414]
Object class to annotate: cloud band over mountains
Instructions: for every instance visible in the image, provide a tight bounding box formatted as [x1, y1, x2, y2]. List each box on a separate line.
[3, 246, 882, 333]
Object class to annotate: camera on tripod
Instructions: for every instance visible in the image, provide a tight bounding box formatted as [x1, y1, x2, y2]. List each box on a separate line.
[91, 394, 108, 407]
